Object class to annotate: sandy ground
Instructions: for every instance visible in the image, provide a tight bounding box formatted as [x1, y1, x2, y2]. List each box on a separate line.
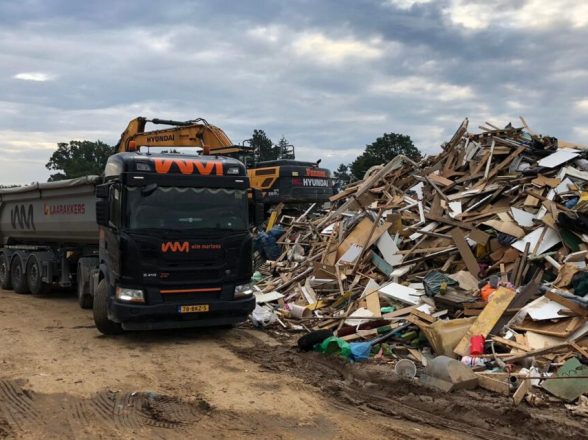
[0, 288, 586, 440]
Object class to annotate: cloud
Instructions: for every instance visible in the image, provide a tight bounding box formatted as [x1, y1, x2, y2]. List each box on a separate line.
[371, 76, 475, 102]
[385, 0, 433, 10]
[0, 0, 586, 184]
[292, 32, 384, 64]
[13, 72, 55, 81]
[443, 0, 588, 30]
[576, 99, 588, 112]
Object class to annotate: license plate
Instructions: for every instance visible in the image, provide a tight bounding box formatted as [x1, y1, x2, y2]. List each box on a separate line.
[179, 305, 210, 313]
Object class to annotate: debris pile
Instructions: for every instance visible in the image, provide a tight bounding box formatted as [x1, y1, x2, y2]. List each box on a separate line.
[251, 117, 588, 409]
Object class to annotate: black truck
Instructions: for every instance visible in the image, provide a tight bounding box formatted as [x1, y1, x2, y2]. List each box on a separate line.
[0, 152, 259, 334]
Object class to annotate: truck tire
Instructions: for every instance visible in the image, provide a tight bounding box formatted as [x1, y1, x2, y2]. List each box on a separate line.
[77, 265, 93, 309]
[0, 254, 11, 290]
[11, 255, 30, 294]
[27, 255, 50, 296]
[93, 280, 123, 335]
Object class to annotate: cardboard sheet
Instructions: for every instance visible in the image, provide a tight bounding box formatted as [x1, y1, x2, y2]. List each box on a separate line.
[376, 232, 403, 267]
[510, 208, 535, 227]
[537, 149, 580, 168]
[512, 227, 561, 256]
[524, 296, 571, 321]
[379, 282, 424, 306]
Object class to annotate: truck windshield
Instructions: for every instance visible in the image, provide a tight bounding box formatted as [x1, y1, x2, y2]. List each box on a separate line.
[125, 186, 248, 231]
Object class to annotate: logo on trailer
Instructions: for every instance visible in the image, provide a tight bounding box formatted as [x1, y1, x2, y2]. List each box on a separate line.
[43, 203, 86, 216]
[10, 204, 35, 230]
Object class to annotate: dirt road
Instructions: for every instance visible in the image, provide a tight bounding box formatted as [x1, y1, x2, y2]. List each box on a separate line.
[0, 288, 585, 439]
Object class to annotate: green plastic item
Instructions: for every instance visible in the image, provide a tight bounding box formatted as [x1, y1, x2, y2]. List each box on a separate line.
[542, 357, 588, 402]
[251, 271, 263, 283]
[381, 306, 395, 314]
[316, 336, 352, 359]
[376, 325, 393, 334]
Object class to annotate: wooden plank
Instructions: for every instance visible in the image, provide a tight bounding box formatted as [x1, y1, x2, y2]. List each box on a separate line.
[450, 228, 480, 279]
[411, 309, 437, 323]
[454, 288, 516, 357]
[485, 146, 525, 181]
[545, 290, 588, 317]
[364, 279, 382, 318]
[477, 374, 510, 396]
[504, 343, 570, 363]
[569, 341, 588, 359]
[513, 379, 531, 406]
[382, 305, 418, 319]
[512, 316, 583, 338]
[426, 214, 474, 230]
[492, 336, 529, 352]
[468, 228, 490, 246]
[336, 218, 389, 259]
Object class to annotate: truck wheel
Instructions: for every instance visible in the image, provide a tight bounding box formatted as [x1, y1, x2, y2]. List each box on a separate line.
[0, 254, 11, 290]
[77, 265, 93, 309]
[93, 280, 123, 335]
[27, 255, 50, 296]
[11, 255, 30, 294]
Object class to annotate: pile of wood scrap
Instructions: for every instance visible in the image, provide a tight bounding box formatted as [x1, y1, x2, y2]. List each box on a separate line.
[252, 117, 588, 407]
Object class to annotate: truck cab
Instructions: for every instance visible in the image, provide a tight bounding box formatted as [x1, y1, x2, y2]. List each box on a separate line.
[92, 152, 257, 333]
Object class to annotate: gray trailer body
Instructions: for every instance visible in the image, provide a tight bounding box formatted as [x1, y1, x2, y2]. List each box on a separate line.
[0, 176, 100, 245]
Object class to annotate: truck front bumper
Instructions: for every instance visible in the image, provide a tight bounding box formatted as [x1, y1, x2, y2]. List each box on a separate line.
[109, 296, 256, 331]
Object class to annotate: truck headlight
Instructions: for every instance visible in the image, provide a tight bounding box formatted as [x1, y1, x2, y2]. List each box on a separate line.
[234, 283, 254, 299]
[115, 287, 145, 303]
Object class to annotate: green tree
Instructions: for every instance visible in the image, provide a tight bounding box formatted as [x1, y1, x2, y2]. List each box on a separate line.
[250, 129, 278, 161]
[275, 136, 295, 159]
[350, 133, 421, 179]
[46, 140, 115, 181]
[333, 164, 352, 187]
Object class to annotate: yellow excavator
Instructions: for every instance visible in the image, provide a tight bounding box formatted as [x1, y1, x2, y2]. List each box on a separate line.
[116, 117, 333, 206]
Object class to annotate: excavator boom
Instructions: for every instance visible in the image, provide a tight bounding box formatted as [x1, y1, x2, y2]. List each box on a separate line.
[116, 117, 234, 154]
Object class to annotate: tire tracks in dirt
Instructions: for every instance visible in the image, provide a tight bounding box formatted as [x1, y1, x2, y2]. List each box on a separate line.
[0, 380, 207, 437]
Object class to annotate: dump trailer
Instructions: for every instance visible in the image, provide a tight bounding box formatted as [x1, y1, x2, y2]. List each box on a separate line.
[0, 152, 259, 334]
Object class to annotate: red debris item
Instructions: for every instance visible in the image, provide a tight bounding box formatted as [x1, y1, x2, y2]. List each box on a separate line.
[480, 283, 496, 301]
[470, 335, 485, 356]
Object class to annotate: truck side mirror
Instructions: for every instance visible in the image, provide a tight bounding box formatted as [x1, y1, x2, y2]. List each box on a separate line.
[96, 184, 110, 227]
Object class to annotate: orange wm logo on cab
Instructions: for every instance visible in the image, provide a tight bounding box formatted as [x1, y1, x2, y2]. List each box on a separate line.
[154, 159, 223, 175]
[161, 241, 190, 253]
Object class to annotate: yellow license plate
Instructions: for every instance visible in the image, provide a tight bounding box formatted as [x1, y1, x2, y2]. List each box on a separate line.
[179, 305, 210, 313]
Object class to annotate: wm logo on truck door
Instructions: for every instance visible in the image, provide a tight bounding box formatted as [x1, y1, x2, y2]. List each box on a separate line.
[161, 241, 190, 253]
[10, 204, 35, 230]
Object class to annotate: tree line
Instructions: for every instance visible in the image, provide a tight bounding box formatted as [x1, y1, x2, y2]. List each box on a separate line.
[43, 130, 422, 184]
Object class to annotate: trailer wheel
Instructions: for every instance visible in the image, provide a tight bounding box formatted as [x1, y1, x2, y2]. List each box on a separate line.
[0, 254, 11, 290]
[77, 265, 93, 309]
[27, 255, 50, 296]
[93, 280, 123, 335]
[11, 255, 30, 294]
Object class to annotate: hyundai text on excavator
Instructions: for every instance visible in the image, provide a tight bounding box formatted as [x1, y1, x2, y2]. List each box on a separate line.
[116, 117, 333, 207]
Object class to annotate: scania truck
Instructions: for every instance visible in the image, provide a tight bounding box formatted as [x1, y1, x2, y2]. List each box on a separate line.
[0, 151, 259, 334]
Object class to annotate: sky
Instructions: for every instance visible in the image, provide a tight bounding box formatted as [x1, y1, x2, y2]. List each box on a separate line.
[1, 0, 587, 184]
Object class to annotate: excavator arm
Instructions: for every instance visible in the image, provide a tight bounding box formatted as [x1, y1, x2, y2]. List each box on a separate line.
[116, 117, 236, 154]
